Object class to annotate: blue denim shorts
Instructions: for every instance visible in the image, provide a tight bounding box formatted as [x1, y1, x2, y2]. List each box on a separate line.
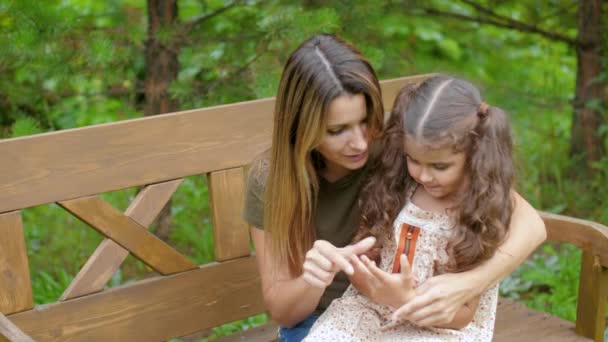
[278, 314, 319, 342]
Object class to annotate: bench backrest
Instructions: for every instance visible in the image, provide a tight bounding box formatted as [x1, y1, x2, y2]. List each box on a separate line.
[0, 75, 427, 341]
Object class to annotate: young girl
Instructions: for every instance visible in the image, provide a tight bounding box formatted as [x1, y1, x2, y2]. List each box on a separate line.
[303, 75, 515, 341]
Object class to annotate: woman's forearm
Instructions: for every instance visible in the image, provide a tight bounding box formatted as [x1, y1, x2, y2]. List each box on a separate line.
[251, 227, 324, 327]
[432, 297, 480, 329]
[466, 191, 547, 295]
[262, 275, 324, 327]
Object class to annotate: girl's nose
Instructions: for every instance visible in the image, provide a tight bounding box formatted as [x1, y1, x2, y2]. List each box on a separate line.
[419, 168, 433, 183]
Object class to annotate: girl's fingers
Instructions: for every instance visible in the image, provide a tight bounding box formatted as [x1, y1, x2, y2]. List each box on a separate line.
[350, 254, 373, 278]
[361, 255, 388, 280]
[399, 254, 415, 286]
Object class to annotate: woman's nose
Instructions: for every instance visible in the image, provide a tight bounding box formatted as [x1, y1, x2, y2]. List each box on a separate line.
[349, 125, 368, 151]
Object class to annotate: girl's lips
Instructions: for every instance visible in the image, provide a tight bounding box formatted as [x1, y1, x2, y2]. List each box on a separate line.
[423, 184, 441, 191]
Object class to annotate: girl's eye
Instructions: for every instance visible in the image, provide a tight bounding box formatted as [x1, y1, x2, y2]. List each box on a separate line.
[433, 164, 449, 170]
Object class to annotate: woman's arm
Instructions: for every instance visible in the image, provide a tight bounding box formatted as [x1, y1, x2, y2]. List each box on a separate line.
[251, 227, 323, 327]
[428, 297, 480, 330]
[392, 192, 546, 326]
[251, 227, 375, 327]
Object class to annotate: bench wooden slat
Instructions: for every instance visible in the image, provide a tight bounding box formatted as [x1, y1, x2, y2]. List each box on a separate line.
[0, 211, 33, 315]
[0, 98, 275, 214]
[0, 76, 426, 214]
[494, 298, 590, 341]
[575, 252, 608, 341]
[7, 257, 265, 341]
[209, 168, 251, 261]
[60, 179, 183, 300]
[59, 195, 197, 275]
[0, 312, 35, 342]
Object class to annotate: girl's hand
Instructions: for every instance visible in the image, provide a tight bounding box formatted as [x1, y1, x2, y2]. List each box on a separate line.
[391, 271, 482, 326]
[302, 237, 376, 288]
[349, 254, 416, 308]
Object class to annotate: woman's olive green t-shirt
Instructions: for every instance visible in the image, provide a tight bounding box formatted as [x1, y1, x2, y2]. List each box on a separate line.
[243, 157, 369, 315]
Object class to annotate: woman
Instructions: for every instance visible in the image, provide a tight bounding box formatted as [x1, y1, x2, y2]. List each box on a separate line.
[243, 34, 545, 341]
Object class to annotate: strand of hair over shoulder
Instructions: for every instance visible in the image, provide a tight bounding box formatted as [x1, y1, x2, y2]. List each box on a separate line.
[314, 46, 344, 92]
[416, 78, 453, 139]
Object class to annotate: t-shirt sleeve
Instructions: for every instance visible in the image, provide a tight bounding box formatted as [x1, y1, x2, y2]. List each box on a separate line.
[243, 157, 268, 229]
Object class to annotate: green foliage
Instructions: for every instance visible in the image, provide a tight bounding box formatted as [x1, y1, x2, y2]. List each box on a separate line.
[500, 244, 581, 321]
[10, 116, 43, 137]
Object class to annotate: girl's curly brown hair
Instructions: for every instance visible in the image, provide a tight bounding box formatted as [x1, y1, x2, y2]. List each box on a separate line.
[354, 75, 514, 273]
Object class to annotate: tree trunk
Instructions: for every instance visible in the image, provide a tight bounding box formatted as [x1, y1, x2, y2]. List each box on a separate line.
[570, 0, 605, 168]
[144, 0, 179, 241]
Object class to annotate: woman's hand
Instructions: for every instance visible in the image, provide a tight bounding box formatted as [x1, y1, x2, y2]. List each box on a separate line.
[349, 254, 416, 308]
[302, 237, 376, 288]
[391, 271, 482, 326]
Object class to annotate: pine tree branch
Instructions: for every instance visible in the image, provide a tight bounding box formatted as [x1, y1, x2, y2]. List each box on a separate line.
[417, 5, 580, 47]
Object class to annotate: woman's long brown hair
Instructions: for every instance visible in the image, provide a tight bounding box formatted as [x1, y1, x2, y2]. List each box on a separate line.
[265, 34, 384, 277]
[356, 75, 514, 272]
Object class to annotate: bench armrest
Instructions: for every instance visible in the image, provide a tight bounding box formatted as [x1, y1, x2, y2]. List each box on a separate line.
[541, 211, 608, 267]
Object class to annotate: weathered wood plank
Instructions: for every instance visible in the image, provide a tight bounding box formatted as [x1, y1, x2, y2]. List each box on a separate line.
[60, 179, 183, 300]
[8, 257, 265, 342]
[380, 74, 432, 112]
[0, 211, 33, 315]
[0, 76, 427, 213]
[59, 195, 196, 275]
[494, 298, 589, 341]
[542, 211, 608, 267]
[575, 252, 608, 341]
[209, 168, 250, 261]
[0, 312, 35, 342]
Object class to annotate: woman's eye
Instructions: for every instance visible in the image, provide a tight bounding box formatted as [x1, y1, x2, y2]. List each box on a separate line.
[327, 128, 344, 136]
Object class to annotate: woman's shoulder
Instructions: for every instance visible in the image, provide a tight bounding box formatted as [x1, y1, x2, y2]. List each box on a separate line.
[246, 151, 271, 195]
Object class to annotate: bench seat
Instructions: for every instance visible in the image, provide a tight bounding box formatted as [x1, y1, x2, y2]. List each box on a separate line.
[215, 298, 590, 341]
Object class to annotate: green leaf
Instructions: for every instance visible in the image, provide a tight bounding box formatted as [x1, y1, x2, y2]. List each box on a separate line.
[10, 117, 43, 137]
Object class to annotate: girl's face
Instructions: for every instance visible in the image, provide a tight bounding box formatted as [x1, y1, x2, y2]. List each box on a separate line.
[404, 135, 466, 200]
[316, 93, 369, 181]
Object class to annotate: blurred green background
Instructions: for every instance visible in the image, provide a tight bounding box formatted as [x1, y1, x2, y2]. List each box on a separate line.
[1, 0, 606, 340]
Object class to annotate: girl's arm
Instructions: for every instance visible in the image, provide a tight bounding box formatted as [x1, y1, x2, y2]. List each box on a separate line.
[251, 227, 375, 327]
[392, 192, 546, 326]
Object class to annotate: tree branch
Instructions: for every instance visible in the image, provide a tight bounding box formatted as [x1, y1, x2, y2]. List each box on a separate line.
[203, 43, 270, 94]
[417, 4, 579, 47]
[180, 1, 241, 35]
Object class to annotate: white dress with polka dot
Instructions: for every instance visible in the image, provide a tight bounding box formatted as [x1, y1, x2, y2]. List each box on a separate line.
[303, 198, 499, 342]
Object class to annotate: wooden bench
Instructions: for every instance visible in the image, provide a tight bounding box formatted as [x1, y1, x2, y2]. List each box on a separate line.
[0, 75, 606, 342]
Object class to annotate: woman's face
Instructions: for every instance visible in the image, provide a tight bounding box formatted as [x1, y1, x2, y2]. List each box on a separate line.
[316, 93, 369, 181]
